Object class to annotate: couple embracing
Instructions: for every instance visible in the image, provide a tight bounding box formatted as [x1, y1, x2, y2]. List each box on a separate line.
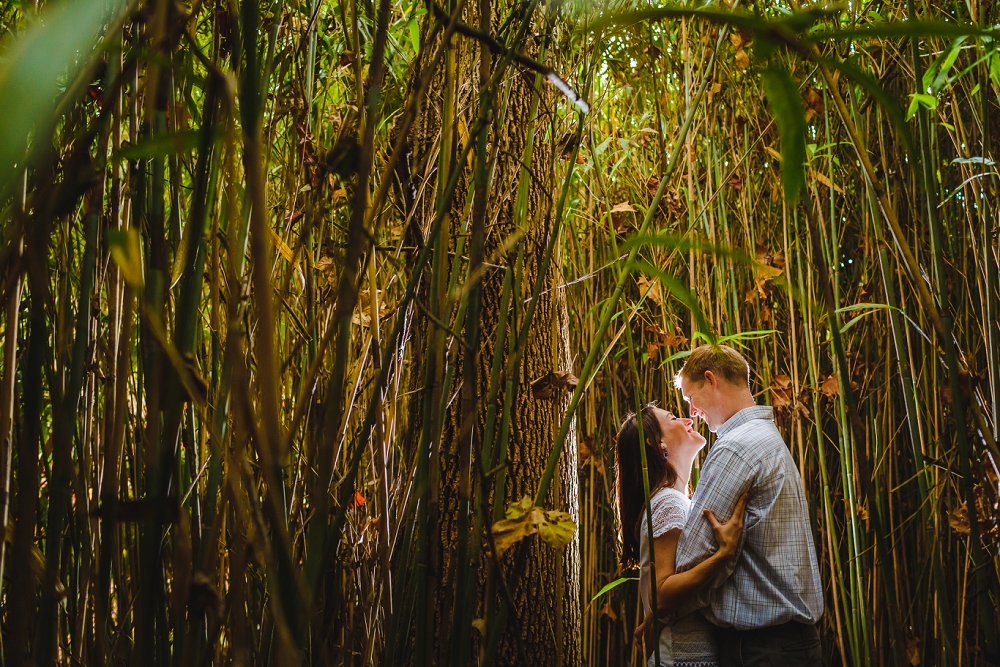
[613, 345, 824, 667]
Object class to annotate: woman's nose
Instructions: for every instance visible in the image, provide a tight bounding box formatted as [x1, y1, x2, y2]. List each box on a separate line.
[682, 418, 694, 427]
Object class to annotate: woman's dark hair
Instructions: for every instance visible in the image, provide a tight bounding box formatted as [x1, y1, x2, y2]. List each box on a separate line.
[613, 406, 679, 569]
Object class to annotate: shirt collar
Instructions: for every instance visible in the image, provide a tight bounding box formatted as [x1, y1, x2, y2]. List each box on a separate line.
[715, 405, 774, 439]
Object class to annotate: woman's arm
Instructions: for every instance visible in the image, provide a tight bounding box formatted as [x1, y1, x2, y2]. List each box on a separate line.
[654, 492, 748, 614]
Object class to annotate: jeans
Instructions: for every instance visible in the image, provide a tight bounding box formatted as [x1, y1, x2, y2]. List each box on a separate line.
[715, 621, 822, 667]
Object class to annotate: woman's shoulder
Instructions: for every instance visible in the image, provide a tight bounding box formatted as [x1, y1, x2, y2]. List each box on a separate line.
[646, 486, 690, 537]
[651, 486, 690, 508]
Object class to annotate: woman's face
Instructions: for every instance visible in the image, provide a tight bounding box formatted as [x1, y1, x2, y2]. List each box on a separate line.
[650, 406, 706, 458]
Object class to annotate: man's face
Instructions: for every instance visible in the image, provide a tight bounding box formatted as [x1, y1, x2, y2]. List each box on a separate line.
[679, 374, 721, 432]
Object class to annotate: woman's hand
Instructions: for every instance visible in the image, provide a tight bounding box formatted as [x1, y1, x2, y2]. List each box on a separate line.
[634, 613, 655, 658]
[703, 492, 749, 561]
[634, 613, 651, 642]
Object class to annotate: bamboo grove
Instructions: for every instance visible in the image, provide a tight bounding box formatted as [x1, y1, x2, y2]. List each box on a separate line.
[0, 0, 998, 662]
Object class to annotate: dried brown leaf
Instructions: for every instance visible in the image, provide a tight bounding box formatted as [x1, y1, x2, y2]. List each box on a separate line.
[819, 375, 840, 397]
[531, 370, 579, 400]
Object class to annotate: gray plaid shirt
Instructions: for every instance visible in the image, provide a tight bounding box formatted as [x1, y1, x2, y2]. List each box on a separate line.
[674, 405, 824, 630]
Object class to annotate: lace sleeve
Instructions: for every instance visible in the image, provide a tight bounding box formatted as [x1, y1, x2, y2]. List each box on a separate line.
[649, 490, 688, 538]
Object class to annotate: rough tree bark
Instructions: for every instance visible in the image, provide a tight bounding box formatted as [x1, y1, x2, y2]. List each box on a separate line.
[395, 5, 581, 666]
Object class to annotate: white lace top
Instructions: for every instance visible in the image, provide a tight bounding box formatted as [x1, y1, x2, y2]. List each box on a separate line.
[638, 487, 719, 667]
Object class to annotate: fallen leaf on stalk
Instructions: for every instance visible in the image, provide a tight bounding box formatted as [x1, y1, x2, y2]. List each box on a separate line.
[811, 169, 844, 194]
[855, 503, 869, 526]
[939, 369, 977, 405]
[906, 637, 920, 666]
[948, 505, 970, 534]
[530, 370, 579, 400]
[538, 510, 577, 549]
[707, 82, 723, 104]
[349, 491, 366, 509]
[770, 374, 793, 409]
[647, 175, 661, 198]
[803, 87, 825, 122]
[819, 375, 840, 397]
[270, 229, 296, 264]
[734, 48, 750, 69]
[491, 496, 578, 555]
[636, 275, 662, 305]
[600, 599, 618, 622]
[190, 571, 223, 615]
[580, 435, 596, 465]
[645, 323, 679, 347]
[108, 227, 144, 288]
[755, 244, 786, 271]
[663, 188, 685, 217]
[610, 201, 635, 214]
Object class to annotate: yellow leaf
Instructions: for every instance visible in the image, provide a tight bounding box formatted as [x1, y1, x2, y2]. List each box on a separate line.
[491, 503, 544, 555]
[539, 510, 577, 550]
[810, 168, 845, 194]
[271, 229, 296, 264]
[491, 498, 578, 555]
[764, 145, 782, 162]
[505, 495, 534, 520]
[108, 227, 144, 288]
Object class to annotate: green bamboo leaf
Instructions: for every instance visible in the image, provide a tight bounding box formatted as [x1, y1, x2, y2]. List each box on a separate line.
[586, 5, 835, 36]
[761, 63, 806, 208]
[111, 128, 221, 163]
[590, 576, 637, 603]
[906, 93, 939, 119]
[0, 0, 117, 187]
[632, 260, 715, 342]
[812, 52, 915, 156]
[620, 232, 755, 265]
[926, 37, 967, 94]
[809, 19, 1000, 42]
[718, 329, 779, 345]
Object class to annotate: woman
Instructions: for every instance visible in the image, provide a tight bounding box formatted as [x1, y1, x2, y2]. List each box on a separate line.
[613, 405, 748, 667]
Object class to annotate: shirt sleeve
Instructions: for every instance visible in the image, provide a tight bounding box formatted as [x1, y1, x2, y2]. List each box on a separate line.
[675, 445, 756, 576]
[649, 491, 687, 538]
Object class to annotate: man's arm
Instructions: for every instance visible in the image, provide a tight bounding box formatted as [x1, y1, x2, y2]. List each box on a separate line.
[675, 445, 755, 580]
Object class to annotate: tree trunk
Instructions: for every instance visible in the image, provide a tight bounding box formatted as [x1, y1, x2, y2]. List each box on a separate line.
[396, 6, 581, 665]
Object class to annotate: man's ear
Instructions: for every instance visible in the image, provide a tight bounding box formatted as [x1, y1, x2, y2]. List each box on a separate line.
[703, 370, 717, 388]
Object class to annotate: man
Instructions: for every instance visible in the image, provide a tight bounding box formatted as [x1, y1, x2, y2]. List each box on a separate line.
[673, 344, 823, 667]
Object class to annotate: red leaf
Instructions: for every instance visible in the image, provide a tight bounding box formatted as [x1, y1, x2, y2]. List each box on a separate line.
[349, 491, 366, 509]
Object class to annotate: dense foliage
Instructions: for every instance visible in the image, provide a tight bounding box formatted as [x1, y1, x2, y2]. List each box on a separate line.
[0, 0, 998, 664]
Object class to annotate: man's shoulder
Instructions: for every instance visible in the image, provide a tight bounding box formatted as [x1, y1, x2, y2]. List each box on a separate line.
[716, 414, 784, 452]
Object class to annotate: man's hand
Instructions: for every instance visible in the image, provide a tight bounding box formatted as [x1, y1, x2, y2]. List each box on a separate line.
[703, 492, 748, 562]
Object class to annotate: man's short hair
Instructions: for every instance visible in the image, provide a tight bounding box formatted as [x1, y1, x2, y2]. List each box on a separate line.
[673, 344, 750, 389]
